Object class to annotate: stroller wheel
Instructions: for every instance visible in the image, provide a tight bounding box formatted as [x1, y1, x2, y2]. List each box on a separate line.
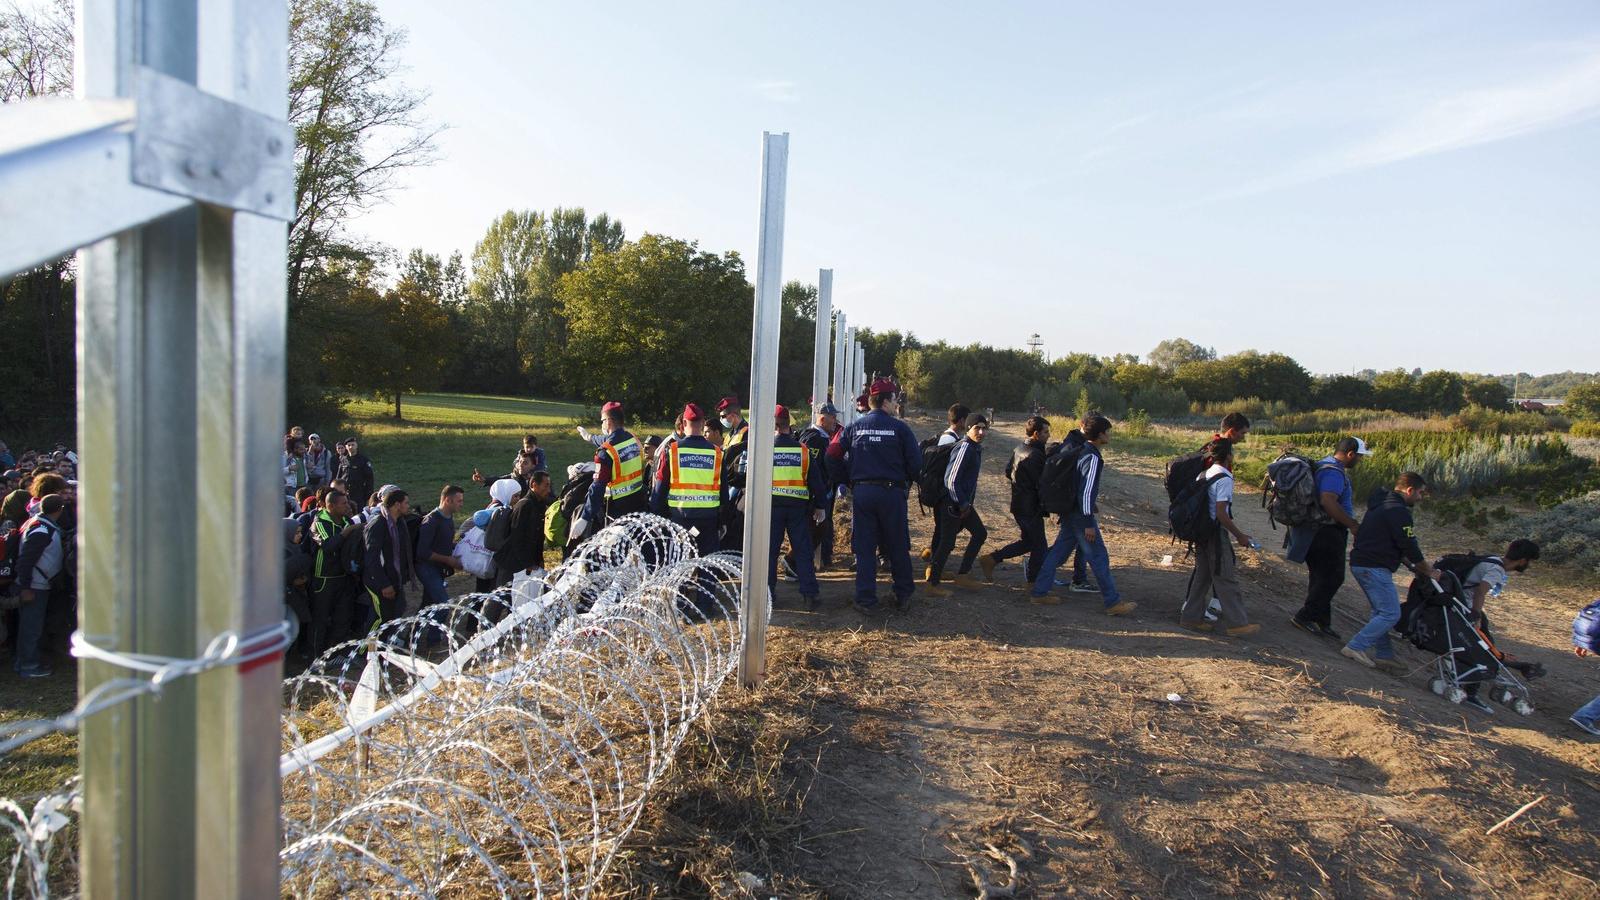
[1430, 678, 1448, 697]
[1513, 699, 1534, 716]
[1446, 687, 1467, 704]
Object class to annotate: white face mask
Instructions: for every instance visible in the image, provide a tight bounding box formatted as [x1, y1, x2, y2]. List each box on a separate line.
[719, 417, 732, 429]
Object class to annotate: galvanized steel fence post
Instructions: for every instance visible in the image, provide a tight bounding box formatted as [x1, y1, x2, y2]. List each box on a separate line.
[738, 132, 790, 690]
[811, 269, 833, 417]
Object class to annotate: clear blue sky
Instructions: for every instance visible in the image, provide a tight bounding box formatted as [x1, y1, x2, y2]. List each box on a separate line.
[354, 0, 1600, 376]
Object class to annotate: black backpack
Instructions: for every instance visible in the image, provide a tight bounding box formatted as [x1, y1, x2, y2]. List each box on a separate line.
[1164, 451, 1209, 502]
[1169, 472, 1227, 543]
[337, 519, 366, 577]
[1039, 442, 1088, 516]
[1434, 552, 1497, 585]
[916, 438, 957, 509]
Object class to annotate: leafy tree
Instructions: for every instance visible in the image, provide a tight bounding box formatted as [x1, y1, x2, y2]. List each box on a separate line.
[556, 234, 751, 420]
[1172, 358, 1242, 404]
[1414, 370, 1468, 414]
[778, 281, 819, 407]
[1565, 383, 1600, 421]
[288, 0, 438, 305]
[857, 328, 920, 381]
[1148, 337, 1216, 372]
[1311, 375, 1376, 410]
[895, 348, 929, 405]
[1462, 378, 1512, 410]
[0, 0, 71, 101]
[1111, 362, 1167, 395]
[319, 262, 451, 419]
[1372, 370, 1420, 413]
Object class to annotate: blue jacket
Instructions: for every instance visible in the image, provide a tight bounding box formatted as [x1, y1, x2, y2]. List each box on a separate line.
[825, 410, 921, 486]
[944, 438, 982, 508]
[1075, 443, 1105, 522]
[582, 427, 643, 523]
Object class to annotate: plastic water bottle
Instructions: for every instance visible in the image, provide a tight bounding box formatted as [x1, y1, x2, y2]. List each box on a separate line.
[1248, 540, 1262, 551]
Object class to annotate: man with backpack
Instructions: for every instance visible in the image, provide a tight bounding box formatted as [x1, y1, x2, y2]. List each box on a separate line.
[1289, 437, 1370, 640]
[1176, 439, 1259, 636]
[414, 485, 467, 611]
[495, 471, 553, 582]
[1345, 472, 1436, 673]
[10, 494, 66, 677]
[980, 415, 1051, 585]
[1030, 416, 1135, 615]
[826, 378, 921, 614]
[1426, 540, 1543, 710]
[919, 404, 971, 563]
[789, 403, 841, 573]
[924, 413, 991, 597]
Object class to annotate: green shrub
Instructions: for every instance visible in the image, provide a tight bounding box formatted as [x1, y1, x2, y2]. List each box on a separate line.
[1449, 405, 1563, 436]
[1501, 491, 1600, 577]
[1571, 420, 1600, 439]
[1268, 408, 1429, 433]
[1189, 397, 1293, 421]
[1127, 384, 1190, 418]
[1122, 409, 1153, 438]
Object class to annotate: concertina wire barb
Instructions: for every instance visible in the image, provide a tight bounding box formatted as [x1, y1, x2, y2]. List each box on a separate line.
[1, 513, 761, 899]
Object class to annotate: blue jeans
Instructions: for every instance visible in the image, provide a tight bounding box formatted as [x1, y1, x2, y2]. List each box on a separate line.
[1349, 566, 1401, 659]
[13, 586, 50, 672]
[415, 562, 450, 610]
[1032, 516, 1119, 607]
[1574, 692, 1600, 725]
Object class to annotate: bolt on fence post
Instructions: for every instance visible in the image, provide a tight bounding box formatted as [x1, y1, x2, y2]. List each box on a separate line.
[739, 132, 789, 690]
[812, 269, 833, 417]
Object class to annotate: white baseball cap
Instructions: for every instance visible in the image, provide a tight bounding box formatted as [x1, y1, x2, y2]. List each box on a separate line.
[1346, 437, 1375, 456]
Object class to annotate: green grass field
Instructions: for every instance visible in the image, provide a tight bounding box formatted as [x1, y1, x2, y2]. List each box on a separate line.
[336, 392, 675, 506]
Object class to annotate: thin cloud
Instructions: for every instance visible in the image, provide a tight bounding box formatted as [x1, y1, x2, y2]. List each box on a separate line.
[1216, 49, 1600, 200]
[752, 79, 800, 103]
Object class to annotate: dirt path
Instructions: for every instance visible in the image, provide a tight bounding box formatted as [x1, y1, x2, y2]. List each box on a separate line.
[620, 418, 1600, 899]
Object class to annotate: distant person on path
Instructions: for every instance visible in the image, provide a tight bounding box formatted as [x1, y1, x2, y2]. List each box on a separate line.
[572, 402, 647, 541]
[413, 485, 466, 610]
[1030, 415, 1135, 616]
[1290, 437, 1370, 641]
[925, 412, 991, 597]
[982, 415, 1051, 585]
[338, 437, 375, 514]
[362, 488, 414, 626]
[826, 378, 921, 614]
[1344, 472, 1436, 674]
[921, 403, 971, 564]
[1178, 439, 1259, 637]
[767, 406, 828, 609]
[651, 403, 725, 557]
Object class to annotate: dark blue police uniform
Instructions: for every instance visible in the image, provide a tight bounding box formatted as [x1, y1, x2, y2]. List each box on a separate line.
[825, 407, 921, 608]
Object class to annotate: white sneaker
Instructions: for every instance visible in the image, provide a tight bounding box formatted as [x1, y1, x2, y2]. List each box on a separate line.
[1571, 715, 1600, 736]
[1204, 596, 1221, 623]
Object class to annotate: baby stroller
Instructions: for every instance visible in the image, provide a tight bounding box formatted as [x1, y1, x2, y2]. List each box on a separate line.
[1398, 569, 1535, 716]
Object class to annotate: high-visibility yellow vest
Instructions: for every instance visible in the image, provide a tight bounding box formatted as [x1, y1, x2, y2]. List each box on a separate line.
[724, 421, 747, 451]
[772, 442, 811, 500]
[603, 434, 644, 500]
[667, 443, 722, 511]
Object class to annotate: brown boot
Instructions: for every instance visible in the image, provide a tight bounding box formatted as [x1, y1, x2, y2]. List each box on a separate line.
[978, 553, 998, 582]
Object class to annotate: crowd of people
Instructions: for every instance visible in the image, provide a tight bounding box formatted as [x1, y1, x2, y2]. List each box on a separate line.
[1, 441, 79, 679]
[6, 385, 1599, 737]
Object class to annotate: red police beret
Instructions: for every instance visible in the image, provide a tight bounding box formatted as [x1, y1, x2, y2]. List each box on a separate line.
[716, 396, 739, 413]
[774, 404, 789, 421]
[682, 403, 705, 421]
[869, 377, 900, 396]
[602, 401, 623, 417]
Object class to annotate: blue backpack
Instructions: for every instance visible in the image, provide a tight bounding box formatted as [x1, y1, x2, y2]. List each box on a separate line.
[1574, 599, 1600, 652]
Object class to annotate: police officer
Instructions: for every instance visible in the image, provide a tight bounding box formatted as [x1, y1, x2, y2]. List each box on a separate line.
[769, 405, 828, 610]
[571, 401, 646, 541]
[716, 396, 750, 551]
[650, 402, 725, 556]
[792, 402, 841, 571]
[826, 378, 921, 614]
